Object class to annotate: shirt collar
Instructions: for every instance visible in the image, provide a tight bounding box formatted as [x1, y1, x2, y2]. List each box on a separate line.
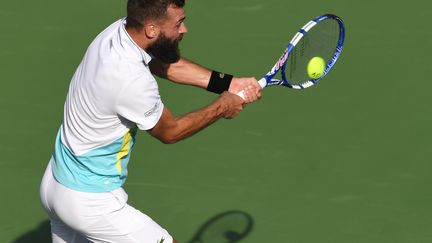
[120, 18, 152, 65]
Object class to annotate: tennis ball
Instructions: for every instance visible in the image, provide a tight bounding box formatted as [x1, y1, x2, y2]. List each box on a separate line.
[307, 56, 326, 79]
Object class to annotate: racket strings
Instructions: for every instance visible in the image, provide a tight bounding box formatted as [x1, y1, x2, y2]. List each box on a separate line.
[285, 19, 341, 86]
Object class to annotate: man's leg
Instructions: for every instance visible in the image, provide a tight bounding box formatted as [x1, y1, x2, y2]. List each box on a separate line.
[40, 159, 174, 243]
[83, 192, 174, 243]
[50, 217, 90, 243]
[40, 160, 90, 243]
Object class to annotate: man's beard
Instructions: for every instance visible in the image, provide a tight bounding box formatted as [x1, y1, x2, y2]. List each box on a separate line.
[147, 33, 181, 64]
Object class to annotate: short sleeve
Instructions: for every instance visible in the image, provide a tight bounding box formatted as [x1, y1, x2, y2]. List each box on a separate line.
[116, 74, 164, 130]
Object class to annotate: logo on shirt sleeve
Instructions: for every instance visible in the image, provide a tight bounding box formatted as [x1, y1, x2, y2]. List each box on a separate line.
[144, 101, 160, 117]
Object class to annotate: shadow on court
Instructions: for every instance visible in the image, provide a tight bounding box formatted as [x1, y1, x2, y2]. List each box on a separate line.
[188, 210, 254, 243]
[13, 220, 51, 243]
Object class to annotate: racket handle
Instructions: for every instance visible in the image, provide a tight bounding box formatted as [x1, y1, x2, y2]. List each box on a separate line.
[258, 78, 267, 88]
[236, 78, 267, 100]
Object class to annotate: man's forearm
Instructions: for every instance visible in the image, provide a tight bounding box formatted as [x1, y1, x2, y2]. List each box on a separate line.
[148, 92, 244, 144]
[167, 100, 226, 143]
[149, 57, 261, 102]
[149, 58, 211, 88]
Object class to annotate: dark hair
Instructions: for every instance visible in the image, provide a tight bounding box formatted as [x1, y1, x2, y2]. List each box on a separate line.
[126, 0, 185, 29]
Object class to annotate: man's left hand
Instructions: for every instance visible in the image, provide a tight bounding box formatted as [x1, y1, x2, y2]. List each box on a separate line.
[229, 77, 262, 103]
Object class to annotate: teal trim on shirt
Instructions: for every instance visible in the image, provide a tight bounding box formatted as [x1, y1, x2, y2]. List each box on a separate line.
[52, 128, 137, 192]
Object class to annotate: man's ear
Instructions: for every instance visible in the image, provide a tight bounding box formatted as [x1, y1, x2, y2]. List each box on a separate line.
[144, 23, 159, 39]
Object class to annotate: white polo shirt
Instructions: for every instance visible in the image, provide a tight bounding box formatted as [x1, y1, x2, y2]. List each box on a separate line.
[52, 19, 164, 192]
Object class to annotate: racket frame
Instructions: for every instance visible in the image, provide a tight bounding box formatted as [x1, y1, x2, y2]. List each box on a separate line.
[260, 13, 345, 90]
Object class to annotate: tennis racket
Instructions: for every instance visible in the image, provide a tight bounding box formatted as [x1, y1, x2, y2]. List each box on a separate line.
[238, 14, 345, 98]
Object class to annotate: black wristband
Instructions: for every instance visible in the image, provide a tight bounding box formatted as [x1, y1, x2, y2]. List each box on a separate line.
[206, 71, 233, 94]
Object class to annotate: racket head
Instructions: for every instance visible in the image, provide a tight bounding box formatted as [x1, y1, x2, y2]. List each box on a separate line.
[264, 14, 345, 89]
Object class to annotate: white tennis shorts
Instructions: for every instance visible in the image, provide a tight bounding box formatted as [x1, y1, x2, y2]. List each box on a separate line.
[40, 159, 173, 243]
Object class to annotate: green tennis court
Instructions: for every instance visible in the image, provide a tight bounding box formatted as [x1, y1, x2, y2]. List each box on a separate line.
[1, 0, 431, 242]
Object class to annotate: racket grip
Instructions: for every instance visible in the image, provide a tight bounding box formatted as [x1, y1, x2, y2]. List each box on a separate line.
[236, 78, 267, 100]
[258, 78, 267, 88]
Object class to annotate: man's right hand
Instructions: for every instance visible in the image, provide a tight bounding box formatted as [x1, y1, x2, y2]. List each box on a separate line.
[218, 91, 245, 119]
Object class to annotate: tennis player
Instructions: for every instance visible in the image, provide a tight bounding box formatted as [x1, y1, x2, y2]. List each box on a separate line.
[39, 0, 260, 242]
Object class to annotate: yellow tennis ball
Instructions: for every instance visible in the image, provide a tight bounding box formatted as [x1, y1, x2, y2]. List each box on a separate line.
[307, 57, 325, 79]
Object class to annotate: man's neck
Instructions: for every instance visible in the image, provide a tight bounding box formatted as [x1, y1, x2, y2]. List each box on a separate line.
[126, 27, 150, 50]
